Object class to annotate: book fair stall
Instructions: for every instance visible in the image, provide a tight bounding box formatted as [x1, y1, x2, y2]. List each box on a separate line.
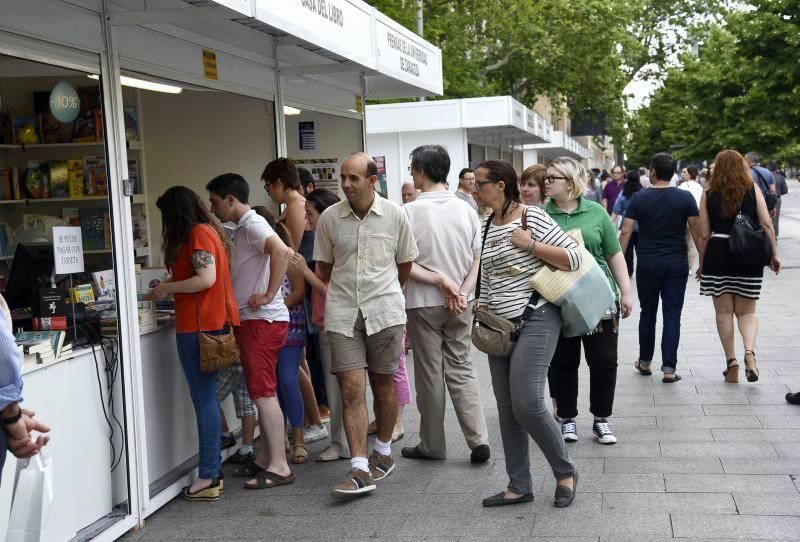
[0, 1, 442, 541]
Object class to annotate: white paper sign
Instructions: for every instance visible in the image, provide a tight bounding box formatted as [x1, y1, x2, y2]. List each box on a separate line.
[52, 226, 84, 274]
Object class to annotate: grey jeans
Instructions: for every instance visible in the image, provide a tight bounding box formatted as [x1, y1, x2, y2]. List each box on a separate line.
[488, 303, 576, 494]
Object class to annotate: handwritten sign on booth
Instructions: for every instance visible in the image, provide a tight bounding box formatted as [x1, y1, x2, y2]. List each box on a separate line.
[53, 226, 85, 275]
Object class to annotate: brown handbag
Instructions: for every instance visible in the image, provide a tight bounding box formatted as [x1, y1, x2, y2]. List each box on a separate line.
[195, 275, 239, 373]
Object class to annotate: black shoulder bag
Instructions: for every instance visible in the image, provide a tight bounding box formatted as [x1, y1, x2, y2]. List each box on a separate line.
[471, 207, 540, 358]
[729, 190, 773, 267]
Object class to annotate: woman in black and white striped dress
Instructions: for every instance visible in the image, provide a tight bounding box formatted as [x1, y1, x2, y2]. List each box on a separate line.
[698, 150, 780, 384]
[474, 160, 582, 509]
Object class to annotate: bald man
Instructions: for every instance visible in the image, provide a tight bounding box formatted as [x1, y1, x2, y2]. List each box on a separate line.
[402, 182, 418, 204]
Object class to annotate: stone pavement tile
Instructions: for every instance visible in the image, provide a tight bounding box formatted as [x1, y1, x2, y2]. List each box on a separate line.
[671, 513, 800, 540]
[712, 428, 800, 441]
[560, 441, 661, 458]
[733, 492, 800, 515]
[703, 404, 800, 416]
[691, 367, 778, 377]
[613, 404, 705, 417]
[610, 427, 714, 442]
[530, 510, 672, 538]
[602, 492, 736, 514]
[657, 415, 762, 429]
[541, 473, 665, 493]
[771, 442, 800, 457]
[133, 515, 288, 539]
[158, 492, 357, 518]
[572, 416, 657, 429]
[653, 392, 750, 405]
[609, 394, 655, 408]
[660, 441, 777, 457]
[746, 390, 794, 404]
[694, 383, 788, 394]
[722, 456, 800, 474]
[604, 457, 723, 474]
[352, 492, 478, 516]
[759, 415, 800, 428]
[396, 511, 535, 539]
[665, 473, 797, 493]
[774, 367, 800, 376]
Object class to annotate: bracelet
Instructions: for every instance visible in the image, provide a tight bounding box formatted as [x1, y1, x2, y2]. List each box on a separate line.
[1, 405, 22, 426]
[527, 239, 536, 255]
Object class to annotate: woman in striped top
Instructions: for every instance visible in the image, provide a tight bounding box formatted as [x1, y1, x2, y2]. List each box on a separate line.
[475, 160, 581, 509]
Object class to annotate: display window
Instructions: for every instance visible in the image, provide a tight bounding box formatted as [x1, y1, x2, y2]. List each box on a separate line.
[0, 53, 134, 540]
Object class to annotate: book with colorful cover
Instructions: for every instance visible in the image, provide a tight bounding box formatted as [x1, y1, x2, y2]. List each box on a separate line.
[49, 160, 69, 198]
[62, 207, 80, 227]
[70, 284, 95, 304]
[15, 330, 66, 358]
[72, 87, 101, 142]
[34, 91, 74, 144]
[23, 161, 49, 199]
[67, 159, 84, 198]
[12, 114, 41, 145]
[84, 156, 107, 195]
[92, 269, 116, 300]
[79, 207, 106, 250]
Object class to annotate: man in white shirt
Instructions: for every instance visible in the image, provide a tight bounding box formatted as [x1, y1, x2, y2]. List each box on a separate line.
[314, 152, 419, 499]
[206, 173, 294, 489]
[402, 145, 490, 464]
[401, 181, 418, 204]
[455, 167, 480, 214]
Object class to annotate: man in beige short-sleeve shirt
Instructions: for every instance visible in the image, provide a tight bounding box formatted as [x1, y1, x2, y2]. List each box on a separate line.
[314, 152, 418, 499]
[401, 145, 490, 464]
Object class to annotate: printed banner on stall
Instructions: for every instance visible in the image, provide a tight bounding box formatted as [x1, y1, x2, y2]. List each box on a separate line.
[52, 226, 84, 274]
[292, 158, 339, 193]
[372, 155, 388, 198]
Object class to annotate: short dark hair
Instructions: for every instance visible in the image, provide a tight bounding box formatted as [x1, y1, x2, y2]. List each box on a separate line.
[306, 188, 340, 215]
[206, 173, 250, 204]
[298, 167, 314, 189]
[410, 145, 450, 184]
[650, 153, 675, 182]
[261, 157, 301, 191]
[475, 159, 519, 217]
[458, 167, 473, 179]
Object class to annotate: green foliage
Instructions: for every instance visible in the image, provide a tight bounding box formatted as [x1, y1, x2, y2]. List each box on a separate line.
[628, 0, 800, 165]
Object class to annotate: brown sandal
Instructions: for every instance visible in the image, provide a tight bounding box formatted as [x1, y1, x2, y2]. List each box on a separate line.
[244, 469, 295, 490]
[744, 350, 759, 382]
[723, 358, 739, 383]
[233, 460, 263, 478]
[291, 444, 309, 464]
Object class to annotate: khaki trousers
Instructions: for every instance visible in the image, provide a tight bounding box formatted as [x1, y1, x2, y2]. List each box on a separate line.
[406, 305, 489, 458]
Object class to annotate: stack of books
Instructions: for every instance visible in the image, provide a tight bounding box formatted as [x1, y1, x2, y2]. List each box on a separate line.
[15, 330, 71, 366]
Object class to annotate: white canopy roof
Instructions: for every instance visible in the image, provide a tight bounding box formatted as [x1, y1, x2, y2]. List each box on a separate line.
[527, 131, 589, 160]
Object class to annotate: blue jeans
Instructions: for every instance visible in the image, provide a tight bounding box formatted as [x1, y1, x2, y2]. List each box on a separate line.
[176, 331, 224, 479]
[636, 260, 688, 373]
[277, 345, 305, 428]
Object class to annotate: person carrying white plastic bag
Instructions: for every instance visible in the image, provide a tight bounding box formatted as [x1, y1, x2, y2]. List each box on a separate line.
[6, 451, 53, 542]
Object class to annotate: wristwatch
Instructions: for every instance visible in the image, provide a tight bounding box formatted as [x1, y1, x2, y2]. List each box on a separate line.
[1, 405, 22, 426]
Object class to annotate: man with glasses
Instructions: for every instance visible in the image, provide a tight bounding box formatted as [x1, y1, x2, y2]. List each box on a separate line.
[401, 145, 490, 464]
[455, 168, 479, 214]
[602, 165, 626, 215]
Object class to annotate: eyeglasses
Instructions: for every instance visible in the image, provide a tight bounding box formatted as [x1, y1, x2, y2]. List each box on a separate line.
[544, 175, 568, 184]
[475, 179, 498, 188]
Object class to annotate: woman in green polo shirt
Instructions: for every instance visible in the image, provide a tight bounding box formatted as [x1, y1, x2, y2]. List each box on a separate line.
[544, 157, 633, 445]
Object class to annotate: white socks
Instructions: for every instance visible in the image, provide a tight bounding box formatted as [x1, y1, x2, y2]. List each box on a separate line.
[239, 444, 253, 454]
[351, 456, 369, 473]
[222, 431, 233, 438]
[374, 438, 392, 457]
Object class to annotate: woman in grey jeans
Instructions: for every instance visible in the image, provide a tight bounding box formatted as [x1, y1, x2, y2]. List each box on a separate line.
[474, 160, 581, 508]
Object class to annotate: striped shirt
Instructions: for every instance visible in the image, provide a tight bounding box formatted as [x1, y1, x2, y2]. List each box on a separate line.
[479, 206, 581, 319]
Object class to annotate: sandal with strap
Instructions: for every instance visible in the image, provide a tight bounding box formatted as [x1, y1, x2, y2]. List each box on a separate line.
[291, 444, 309, 464]
[723, 358, 739, 383]
[244, 469, 295, 490]
[744, 350, 759, 382]
[635, 360, 652, 376]
[662, 373, 682, 383]
[233, 460, 264, 478]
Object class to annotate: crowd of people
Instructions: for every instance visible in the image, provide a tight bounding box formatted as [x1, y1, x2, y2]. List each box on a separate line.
[0, 144, 791, 511]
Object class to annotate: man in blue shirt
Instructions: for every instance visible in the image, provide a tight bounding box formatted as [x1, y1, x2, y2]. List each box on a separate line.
[0, 295, 50, 486]
[745, 152, 777, 216]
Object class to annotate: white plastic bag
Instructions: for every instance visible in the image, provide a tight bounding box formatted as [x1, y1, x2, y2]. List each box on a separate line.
[6, 452, 53, 542]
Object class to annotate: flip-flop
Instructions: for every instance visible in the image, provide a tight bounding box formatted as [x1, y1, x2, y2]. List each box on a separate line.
[635, 360, 652, 376]
[662, 374, 682, 383]
[244, 470, 296, 490]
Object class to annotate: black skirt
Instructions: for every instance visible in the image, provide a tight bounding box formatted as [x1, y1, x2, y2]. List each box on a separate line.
[700, 236, 763, 299]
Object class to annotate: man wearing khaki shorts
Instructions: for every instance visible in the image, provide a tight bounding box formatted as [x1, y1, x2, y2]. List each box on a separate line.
[314, 152, 418, 499]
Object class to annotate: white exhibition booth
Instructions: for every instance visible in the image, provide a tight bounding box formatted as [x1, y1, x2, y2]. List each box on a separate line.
[0, 1, 442, 541]
[366, 96, 590, 203]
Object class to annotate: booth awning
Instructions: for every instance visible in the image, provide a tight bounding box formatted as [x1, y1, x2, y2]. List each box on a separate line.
[108, 0, 443, 99]
[366, 96, 550, 145]
[527, 131, 589, 160]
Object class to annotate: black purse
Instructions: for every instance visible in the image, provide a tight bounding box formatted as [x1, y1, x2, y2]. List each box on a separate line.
[729, 211, 772, 267]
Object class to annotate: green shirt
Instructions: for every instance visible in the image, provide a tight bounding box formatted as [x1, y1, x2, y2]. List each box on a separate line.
[545, 196, 621, 297]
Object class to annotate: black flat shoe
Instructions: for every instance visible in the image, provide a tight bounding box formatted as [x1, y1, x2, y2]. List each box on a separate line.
[482, 491, 534, 507]
[401, 445, 438, 460]
[786, 392, 800, 405]
[554, 471, 578, 508]
[470, 444, 491, 463]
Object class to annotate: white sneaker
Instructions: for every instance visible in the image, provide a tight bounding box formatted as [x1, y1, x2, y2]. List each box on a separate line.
[304, 424, 329, 443]
[561, 419, 578, 442]
[592, 419, 618, 445]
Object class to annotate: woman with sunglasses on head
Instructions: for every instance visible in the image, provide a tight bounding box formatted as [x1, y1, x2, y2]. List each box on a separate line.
[474, 160, 581, 509]
[544, 157, 633, 446]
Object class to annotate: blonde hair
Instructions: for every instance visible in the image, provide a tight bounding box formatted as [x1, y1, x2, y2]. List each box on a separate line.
[548, 156, 587, 200]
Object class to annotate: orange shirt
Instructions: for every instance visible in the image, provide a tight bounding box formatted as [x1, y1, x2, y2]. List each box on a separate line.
[172, 224, 240, 333]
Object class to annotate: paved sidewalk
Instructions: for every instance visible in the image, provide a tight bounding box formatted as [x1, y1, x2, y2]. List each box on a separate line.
[125, 184, 800, 541]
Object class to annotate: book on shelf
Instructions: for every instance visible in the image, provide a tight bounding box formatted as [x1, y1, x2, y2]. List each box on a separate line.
[72, 87, 102, 142]
[92, 269, 116, 300]
[67, 159, 85, 198]
[0, 167, 19, 201]
[49, 160, 69, 198]
[84, 155, 107, 196]
[128, 158, 141, 194]
[69, 284, 95, 304]
[23, 161, 50, 199]
[32, 316, 67, 331]
[79, 207, 106, 250]
[123, 108, 139, 141]
[11, 114, 41, 145]
[34, 91, 74, 144]
[132, 212, 148, 248]
[62, 207, 80, 227]
[15, 330, 67, 358]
